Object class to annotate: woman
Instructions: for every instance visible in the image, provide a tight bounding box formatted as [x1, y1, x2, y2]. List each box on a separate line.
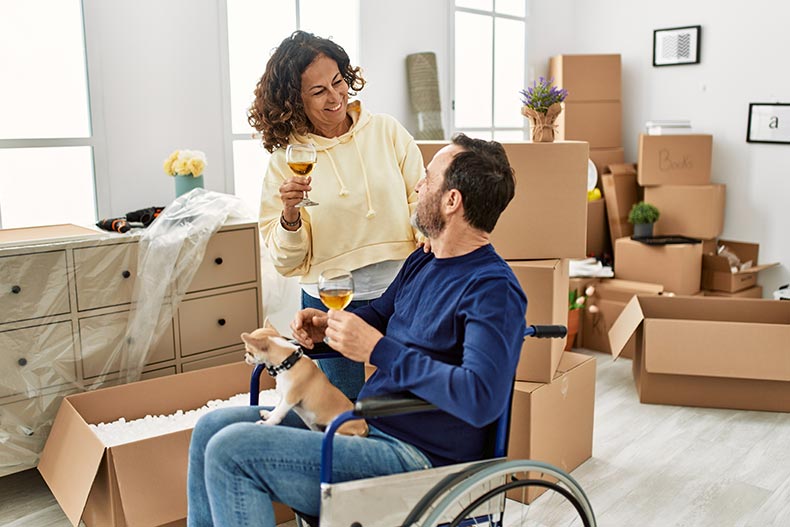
[248, 30, 426, 400]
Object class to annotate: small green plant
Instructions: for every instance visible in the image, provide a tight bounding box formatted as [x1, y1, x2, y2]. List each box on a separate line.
[627, 201, 660, 224]
[569, 289, 585, 310]
[520, 77, 568, 114]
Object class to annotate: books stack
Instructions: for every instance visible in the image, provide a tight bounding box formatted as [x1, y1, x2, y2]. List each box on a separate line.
[645, 119, 692, 135]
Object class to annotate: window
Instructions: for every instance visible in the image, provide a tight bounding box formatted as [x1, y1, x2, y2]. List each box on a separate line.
[0, 0, 96, 229]
[222, 0, 358, 214]
[452, 0, 527, 141]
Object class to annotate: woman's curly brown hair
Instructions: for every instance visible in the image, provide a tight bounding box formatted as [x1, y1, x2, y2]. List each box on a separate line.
[248, 31, 366, 153]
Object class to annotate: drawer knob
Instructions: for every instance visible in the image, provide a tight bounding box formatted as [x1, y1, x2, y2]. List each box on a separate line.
[214, 257, 223, 265]
[18, 358, 28, 367]
[121, 270, 131, 279]
[217, 318, 226, 326]
[11, 285, 21, 294]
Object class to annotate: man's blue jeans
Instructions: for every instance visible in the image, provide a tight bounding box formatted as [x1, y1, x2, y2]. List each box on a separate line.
[187, 406, 432, 527]
[301, 291, 368, 401]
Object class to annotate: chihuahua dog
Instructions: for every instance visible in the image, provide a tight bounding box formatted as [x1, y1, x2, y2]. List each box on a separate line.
[241, 320, 368, 437]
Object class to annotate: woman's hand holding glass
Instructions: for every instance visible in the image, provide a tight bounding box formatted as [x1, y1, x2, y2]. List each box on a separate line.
[286, 143, 318, 208]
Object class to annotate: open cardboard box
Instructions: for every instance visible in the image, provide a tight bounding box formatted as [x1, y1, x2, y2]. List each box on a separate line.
[38, 361, 293, 527]
[702, 239, 779, 292]
[507, 352, 596, 503]
[608, 295, 790, 412]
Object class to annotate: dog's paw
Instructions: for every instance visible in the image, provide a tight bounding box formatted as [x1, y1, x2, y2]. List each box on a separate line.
[259, 409, 271, 420]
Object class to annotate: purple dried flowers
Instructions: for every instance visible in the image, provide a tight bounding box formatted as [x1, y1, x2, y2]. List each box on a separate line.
[520, 77, 568, 114]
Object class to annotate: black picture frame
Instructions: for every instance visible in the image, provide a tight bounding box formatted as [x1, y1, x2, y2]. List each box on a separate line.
[653, 25, 701, 67]
[747, 103, 790, 144]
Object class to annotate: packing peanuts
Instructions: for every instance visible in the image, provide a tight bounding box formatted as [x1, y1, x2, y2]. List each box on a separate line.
[507, 352, 596, 503]
[609, 296, 790, 412]
[417, 141, 589, 260]
[38, 361, 293, 527]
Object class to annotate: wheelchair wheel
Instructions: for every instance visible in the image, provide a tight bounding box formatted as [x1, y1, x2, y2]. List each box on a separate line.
[403, 459, 596, 527]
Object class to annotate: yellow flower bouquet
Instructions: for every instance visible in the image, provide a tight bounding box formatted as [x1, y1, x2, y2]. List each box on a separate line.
[163, 149, 207, 178]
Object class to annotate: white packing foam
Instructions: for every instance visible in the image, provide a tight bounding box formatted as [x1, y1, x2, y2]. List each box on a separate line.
[89, 389, 280, 447]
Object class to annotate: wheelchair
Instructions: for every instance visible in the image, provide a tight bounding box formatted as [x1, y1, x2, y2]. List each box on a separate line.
[250, 324, 596, 527]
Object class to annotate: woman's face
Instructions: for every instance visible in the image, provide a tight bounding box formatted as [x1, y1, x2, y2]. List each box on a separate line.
[300, 54, 350, 138]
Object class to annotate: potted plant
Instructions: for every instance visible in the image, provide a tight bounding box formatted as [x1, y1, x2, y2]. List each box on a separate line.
[520, 77, 568, 143]
[628, 201, 660, 238]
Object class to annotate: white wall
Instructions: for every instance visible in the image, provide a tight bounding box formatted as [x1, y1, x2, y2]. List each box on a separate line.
[526, 0, 790, 296]
[86, 0, 789, 296]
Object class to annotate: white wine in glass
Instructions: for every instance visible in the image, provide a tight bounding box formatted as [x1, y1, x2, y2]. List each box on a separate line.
[286, 143, 318, 207]
[318, 269, 354, 311]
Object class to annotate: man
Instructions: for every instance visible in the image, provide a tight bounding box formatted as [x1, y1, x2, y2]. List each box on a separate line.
[187, 134, 527, 527]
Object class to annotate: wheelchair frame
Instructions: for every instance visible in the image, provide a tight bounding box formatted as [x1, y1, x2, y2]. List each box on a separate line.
[249, 325, 597, 527]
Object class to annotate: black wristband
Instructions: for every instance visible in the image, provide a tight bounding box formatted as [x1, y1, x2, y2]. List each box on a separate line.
[280, 212, 301, 228]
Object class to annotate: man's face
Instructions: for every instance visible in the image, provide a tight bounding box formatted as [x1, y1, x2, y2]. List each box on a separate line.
[412, 145, 462, 238]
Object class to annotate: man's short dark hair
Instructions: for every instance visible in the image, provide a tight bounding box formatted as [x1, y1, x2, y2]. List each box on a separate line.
[442, 133, 516, 233]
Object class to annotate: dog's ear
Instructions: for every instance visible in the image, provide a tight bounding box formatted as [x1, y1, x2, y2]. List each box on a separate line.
[240, 332, 251, 344]
[263, 317, 275, 330]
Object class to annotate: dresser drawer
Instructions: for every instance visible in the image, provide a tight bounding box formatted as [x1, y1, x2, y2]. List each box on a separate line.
[73, 242, 138, 311]
[79, 311, 176, 378]
[181, 351, 245, 372]
[0, 322, 77, 399]
[0, 251, 70, 324]
[179, 288, 260, 356]
[185, 228, 258, 293]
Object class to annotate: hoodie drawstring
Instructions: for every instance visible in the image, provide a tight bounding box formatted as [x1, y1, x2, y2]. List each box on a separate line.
[322, 150, 349, 197]
[352, 140, 376, 218]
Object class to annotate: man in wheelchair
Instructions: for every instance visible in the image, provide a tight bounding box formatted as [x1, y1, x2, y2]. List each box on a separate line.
[187, 133, 528, 527]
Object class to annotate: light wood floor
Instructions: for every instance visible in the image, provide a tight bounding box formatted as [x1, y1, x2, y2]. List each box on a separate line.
[1, 350, 789, 526]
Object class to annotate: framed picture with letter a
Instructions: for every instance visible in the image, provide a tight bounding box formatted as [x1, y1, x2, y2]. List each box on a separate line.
[747, 103, 790, 144]
[653, 25, 701, 66]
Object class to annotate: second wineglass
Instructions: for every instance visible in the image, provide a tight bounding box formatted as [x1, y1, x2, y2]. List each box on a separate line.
[286, 143, 318, 207]
[318, 269, 354, 311]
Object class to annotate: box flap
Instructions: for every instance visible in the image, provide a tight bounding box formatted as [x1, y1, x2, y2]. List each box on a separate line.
[607, 296, 645, 359]
[37, 399, 107, 527]
[643, 319, 790, 381]
[604, 163, 637, 176]
[111, 430, 193, 526]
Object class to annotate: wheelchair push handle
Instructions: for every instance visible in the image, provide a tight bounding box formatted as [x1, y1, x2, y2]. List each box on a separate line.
[525, 324, 567, 339]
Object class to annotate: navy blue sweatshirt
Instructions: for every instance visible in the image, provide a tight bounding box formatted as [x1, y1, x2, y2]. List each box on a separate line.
[354, 244, 527, 467]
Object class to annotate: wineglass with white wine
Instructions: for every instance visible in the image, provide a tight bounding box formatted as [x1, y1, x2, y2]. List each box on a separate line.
[318, 269, 354, 311]
[286, 143, 318, 207]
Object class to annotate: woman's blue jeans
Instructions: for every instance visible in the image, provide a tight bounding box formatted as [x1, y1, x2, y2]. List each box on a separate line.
[186, 406, 431, 527]
[301, 291, 367, 400]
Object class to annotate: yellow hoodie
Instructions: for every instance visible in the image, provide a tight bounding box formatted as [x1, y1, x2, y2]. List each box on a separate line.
[259, 101, 425, 284]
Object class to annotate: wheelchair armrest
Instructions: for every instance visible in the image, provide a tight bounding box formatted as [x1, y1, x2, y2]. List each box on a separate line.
[353, 393, 437, 418]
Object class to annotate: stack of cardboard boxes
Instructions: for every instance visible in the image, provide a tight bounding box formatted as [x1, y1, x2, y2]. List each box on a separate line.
[551, 54, 624, 259]
[417, 140, 596, 502]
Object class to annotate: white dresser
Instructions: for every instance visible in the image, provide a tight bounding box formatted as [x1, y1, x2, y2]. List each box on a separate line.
[0, 221, 262, 476]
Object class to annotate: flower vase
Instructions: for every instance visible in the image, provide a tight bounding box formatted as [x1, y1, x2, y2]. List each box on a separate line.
[522, 102, 563, 143]
[564, 308, 581, 351]
[174, 174, 204, 197]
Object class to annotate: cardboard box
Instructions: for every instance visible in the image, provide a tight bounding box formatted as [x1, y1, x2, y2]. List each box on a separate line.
[645, 184, 726, 239]
[582, 279, 664, 357]
[418, 141, 588, 259]
[509, 260, 569, 382]
[702, 239, 779, 292]
[608, 295, 790, 412]
[615, 237, 702, 295]
[38, 362, 293, 527]
[601, 167, 640, 241]
[702, 238, 718, 255]
[507, 352, 596, 503]
[704, 286, 763, 298]
[589, 147, 625, 184]
[557, 101, 622, 149]
[586, 198, 610, 258]
[548, 54, 621, 102]
[637, 134, 713, 186]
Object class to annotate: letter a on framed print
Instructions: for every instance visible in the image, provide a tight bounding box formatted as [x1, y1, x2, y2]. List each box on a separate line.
[747, 103, 790, 144]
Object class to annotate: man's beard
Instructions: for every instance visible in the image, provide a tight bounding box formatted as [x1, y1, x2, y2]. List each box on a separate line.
[411, 191, 445, 238]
